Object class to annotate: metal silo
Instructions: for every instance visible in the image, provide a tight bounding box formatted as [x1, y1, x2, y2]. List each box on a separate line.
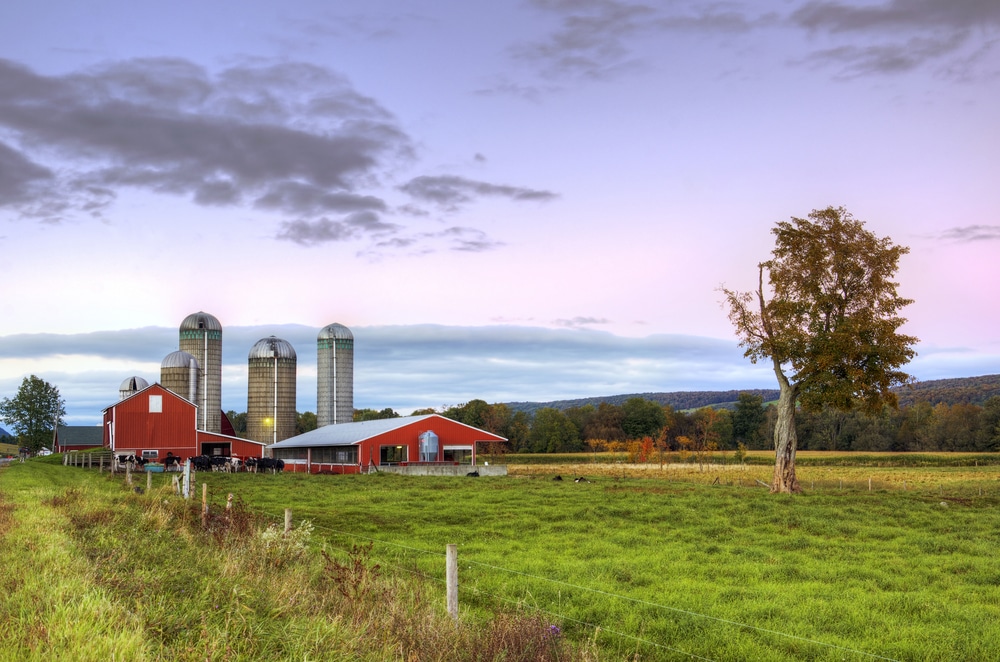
[119, 376, 150, 400]
[160, 350, 200, 405]
[179, 311, 222, 433]
[317, 323, 354, 427]
[247, 336, 297, 446]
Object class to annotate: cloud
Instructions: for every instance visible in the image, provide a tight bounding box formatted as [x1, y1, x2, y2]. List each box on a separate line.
[399, 175, 557, 210]
[791, 0, 1000, 77]
[275, 211, 402, 246]
[939, 225, 1000, 242]
[3, 323, 995, 424]
[554, 316, 612, 328]
[0, 58, 409, 228]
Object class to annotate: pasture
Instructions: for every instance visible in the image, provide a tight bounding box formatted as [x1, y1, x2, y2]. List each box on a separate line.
[3, 455, 1000, 660]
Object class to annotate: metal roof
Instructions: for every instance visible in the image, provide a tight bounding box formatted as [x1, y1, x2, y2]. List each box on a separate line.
[161, 350, 199, 369]
[267, 415, 440, 448]
[56, 425, 104, 446]
[119, 375, 150, 392]
[180, 311, 222, 332]
[318, 322, 353, 341]
[248, 336, 297, 360]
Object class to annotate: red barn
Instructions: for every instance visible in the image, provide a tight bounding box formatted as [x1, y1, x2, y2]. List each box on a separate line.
[102, 383, 265, 461]
[268, 414, 506, 474]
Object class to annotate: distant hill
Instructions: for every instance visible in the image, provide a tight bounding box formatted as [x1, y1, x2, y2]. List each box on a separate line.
[0, 426, 11, 439]
[505, 374, 1000, 415]
[506, 388, 781, 415]
[894, 374, 1000, 407]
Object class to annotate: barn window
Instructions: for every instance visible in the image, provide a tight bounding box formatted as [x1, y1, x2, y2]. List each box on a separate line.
[149, 395, 162, 413]
[311, 446, 358, 464]
[443, 446, 472, 464]
[141, 450, 158, 460]
[380, 445, 407, 464]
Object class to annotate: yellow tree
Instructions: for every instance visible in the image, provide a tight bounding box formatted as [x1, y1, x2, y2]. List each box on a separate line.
[722, 207, 917, 493]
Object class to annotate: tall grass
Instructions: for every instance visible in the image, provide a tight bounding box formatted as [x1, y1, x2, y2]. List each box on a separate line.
[0, 460, 590, 661]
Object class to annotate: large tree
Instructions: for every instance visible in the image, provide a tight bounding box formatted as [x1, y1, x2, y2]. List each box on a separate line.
[722, 207, 917, 493]
[0, 375, 66, 451]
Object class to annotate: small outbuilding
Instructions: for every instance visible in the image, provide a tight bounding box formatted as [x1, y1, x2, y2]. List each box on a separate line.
[268, 414, 506, 474]
[102, 383, 265, 461]
[55, 425, 105, 452]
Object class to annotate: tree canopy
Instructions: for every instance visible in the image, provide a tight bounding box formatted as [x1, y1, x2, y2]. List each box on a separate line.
[723, 206, 917, 492]
[0, 375, 66, 451]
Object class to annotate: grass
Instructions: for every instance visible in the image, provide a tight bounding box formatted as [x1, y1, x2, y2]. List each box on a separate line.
[4, 454, 1000, 660]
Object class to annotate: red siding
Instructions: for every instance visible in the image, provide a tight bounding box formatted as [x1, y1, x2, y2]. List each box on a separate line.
[196, 430, 265, 459]
[103, 384, 198, 459]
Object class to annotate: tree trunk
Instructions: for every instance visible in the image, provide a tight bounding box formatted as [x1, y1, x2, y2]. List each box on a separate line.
[771, 366, 801, 494]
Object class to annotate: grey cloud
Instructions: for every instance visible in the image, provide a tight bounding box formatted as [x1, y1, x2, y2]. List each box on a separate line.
[400, 175, 557, 209]
[275, 211, 402, 246]
[793, 0, 1000, 32]
[554, 316, 612, 328]
[0, 57, 409, 225]
[791, 0, 1000, 76]
[0, 141, 53, 203]
[3, 323, 990, 424]
[940, 225, 1000, 242]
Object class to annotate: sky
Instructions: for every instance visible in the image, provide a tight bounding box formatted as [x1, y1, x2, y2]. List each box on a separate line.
[1, 0, 998, 425]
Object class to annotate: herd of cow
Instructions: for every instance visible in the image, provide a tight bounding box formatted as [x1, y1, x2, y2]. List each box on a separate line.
[114, 454, 285, 473]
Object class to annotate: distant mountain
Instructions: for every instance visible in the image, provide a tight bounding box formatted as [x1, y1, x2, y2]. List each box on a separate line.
[506, 388, 781, 415]
[894, 374, 1000, 407]
[505, 374, 1000, 415]
[0, 426, 11, 439]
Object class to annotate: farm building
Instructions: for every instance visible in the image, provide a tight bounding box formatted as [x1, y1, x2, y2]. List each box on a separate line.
[55, 425, 104, 452]
[267, 414, 507, 475]
[101, 383, 265, 461]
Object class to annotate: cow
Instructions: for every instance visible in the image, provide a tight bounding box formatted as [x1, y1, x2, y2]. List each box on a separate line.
[163, 454, 182, 471]
[188, 455, 213, 472]
[245, 457, 284, 474]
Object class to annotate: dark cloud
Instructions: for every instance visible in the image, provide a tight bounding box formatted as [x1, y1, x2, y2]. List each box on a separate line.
[400, 175, 557, 210]
[792, 0, 1000, 76]
[0, 141, 54, 204]
[0, 57, 408, 226]
[275, 211, 401, 246]
[939, 225, 1000, 242]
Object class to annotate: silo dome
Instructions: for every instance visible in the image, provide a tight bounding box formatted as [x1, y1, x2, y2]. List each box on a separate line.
[118, 376, 149, 400]
[318, 323, 353, 341]
[249, 336, 297, 360]
[180, 311, 222, 332]
[161, 350, 200, 369]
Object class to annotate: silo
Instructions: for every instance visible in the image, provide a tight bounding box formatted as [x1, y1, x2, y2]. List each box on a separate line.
[247, 336, 297, 446]
[160, 350, 200, 405]
[317, 323, 354, 426]
[119, 376, 150, 400]
[179, 311, 222, 433]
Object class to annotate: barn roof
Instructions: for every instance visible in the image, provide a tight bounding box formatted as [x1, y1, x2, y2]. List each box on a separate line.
[266, 414, 506, 449]
[56, 425, 104, 446]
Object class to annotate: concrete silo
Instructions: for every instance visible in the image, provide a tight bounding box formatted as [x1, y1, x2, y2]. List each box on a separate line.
[179, 311, 222, 433]
[317, 323, 354, 427]
[247, 336, 297, 445]
[160, 350, 200, 405]
[119, 376, 150, 400]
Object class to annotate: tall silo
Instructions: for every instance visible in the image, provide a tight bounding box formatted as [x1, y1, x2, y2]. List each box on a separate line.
[179, 311, 222, 433]
[160, 350, 200, 405]
[317, 323, 354, 427]
[247, 336, 297, 445]
[119, 376, 150, 400]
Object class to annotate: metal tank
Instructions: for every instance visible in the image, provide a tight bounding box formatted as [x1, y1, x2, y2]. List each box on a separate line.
[247, 336, 297, 446]
[418, 430, 439, 462]
[317, 323, 354, 426]
[160, 350, 200, 405]
[179, 311, 222, 433]
[118, 376, 149, 400]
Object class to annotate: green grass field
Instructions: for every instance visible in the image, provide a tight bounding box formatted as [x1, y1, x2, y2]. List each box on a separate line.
[3, 455, 1000, 660]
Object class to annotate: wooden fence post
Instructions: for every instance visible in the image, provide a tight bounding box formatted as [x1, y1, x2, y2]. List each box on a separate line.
[447, 544, 458, 622]
[202, 483, 208, 526]
[868, 477, 872, 492]
[99, 455, 104, 473]
[147, 469, 152, 491]
[284, 508, 293, 534]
